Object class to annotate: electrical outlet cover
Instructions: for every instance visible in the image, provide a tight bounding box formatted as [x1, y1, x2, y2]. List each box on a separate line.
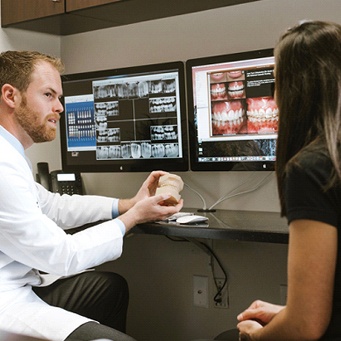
[193, 275, 208, 308]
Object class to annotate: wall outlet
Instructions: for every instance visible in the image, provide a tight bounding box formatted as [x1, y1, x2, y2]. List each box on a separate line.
[193, 275, 208, 308]
[214, 278, 229, 309]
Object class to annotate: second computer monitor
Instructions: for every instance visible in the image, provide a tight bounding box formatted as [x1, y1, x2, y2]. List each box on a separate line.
[187, 48, 277, 171]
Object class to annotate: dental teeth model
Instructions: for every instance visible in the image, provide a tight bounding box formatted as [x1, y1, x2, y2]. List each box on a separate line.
[155, 173, 184, 206]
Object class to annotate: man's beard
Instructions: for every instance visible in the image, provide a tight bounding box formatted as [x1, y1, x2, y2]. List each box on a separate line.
[15, 96, 56, 143]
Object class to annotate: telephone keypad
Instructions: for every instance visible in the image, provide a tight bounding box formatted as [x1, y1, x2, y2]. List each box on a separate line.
[59, 184, 81, 195]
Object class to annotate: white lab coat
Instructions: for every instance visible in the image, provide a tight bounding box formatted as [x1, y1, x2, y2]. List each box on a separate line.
[0, 131, 124, 340]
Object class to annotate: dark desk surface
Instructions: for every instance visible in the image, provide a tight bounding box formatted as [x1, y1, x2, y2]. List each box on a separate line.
[133, 209, 289, 244]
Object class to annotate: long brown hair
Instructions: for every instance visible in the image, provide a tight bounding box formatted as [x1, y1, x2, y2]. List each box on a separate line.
[275, 21, 341, 216]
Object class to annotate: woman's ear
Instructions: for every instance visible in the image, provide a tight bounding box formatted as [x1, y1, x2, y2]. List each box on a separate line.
[1, 84, 19, 109]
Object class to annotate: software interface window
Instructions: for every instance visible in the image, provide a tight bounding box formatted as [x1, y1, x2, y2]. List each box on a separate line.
[61, 62, 188, 172]
[187, 50, 277, 171]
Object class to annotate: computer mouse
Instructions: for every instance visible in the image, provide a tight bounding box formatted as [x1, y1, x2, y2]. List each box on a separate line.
[176, 214, 208, 224]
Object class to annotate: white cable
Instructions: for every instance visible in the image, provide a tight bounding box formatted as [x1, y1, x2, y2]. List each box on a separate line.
[208, 172, 274, 211]
[184, 182, 207, 210]
[208, 172, 256, 209]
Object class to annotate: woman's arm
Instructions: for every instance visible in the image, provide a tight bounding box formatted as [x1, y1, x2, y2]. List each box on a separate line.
[238, 219, 337, 341]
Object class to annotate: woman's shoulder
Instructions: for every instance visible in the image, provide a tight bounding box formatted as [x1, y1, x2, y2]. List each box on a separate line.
[289, 143, 331, 169]
[287, 143, 333, 187]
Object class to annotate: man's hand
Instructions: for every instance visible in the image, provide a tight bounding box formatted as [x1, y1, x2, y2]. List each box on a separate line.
[237, 300, 285, 340]
[237, 300, 284, 325]
[118, 194, 183, 232]
[237, 320, 263, 341]
[118, 171, 169, 214]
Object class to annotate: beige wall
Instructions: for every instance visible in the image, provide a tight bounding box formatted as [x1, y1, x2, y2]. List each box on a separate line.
[1, 0, 340, 340]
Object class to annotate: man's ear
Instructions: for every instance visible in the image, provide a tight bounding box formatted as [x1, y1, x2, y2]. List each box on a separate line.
[1, 84, 19, 109]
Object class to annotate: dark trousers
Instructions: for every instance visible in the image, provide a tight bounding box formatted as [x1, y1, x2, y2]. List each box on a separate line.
[33, 271, 136, 341]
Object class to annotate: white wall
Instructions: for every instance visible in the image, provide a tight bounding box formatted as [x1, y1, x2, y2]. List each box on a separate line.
[0, 9, 62, 173]
[1, 0, 340, 340]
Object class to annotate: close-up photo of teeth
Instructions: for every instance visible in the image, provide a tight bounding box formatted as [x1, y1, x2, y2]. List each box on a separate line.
[121, 143, 132, 158]
[227, 70, 245, 80]
[227, 81, 245, 99]
[210, 83, 228, 100]
[107, 101, 119, 116]
[96, 141, 177, 159]
[210, 95, 278, 136]
[151, 143, 165, 157]
[150, 125, 178, 141]
[95, 114, 107, 128]
[149, 79, 163, 94]
[149, 96, 176, 113]
[149, 78, 176, 94]
[246, 97, 278, 134]
[93, 83, 117, 99]
[141, 142, 152, 158]
[211, 100, 246, 135]
[107, 128, 120, 142]
[165, 143, 179, 157]
[210, 71, 227, 83]
[96, 145, 109, 159]
[94, 102, 107, 115]
[108, 145, 121, 158]
[97, 142, 156, 160]
[163, 78, 176, 93]
[96, 128, 108, 142]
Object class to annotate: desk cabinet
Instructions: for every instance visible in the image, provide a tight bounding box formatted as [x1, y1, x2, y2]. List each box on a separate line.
[1, 0, 259, 35]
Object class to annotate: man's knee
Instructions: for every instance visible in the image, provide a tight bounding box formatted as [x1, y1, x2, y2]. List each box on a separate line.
[94, 271, 129, 301]
[65, 321, 136, 341]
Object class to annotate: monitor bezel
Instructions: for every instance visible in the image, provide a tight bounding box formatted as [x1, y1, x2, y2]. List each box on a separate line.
[186, 48, 276, 172]
[60, 61, 189, 173]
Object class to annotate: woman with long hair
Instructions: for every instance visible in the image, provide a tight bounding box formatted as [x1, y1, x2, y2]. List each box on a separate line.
[237, 20, 341, 341]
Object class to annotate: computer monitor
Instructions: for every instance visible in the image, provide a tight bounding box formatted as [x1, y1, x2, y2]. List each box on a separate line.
[60, 61, 189, 172]
[186, 48, 277, 171]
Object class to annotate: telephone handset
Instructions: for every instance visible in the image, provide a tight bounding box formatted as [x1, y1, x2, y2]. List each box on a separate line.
[36, 162, 84, 195]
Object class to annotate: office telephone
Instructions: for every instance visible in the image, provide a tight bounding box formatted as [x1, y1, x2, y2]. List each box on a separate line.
[36, 162, 84, 195]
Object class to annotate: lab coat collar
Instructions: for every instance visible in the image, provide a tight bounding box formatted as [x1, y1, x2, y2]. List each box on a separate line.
[0, 125, 31, 170]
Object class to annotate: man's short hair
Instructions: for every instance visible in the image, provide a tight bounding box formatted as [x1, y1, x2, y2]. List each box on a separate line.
[0, 50, 64, 93]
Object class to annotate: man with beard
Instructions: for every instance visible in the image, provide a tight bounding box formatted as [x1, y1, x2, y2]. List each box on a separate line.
[0, 51, 183, 341]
